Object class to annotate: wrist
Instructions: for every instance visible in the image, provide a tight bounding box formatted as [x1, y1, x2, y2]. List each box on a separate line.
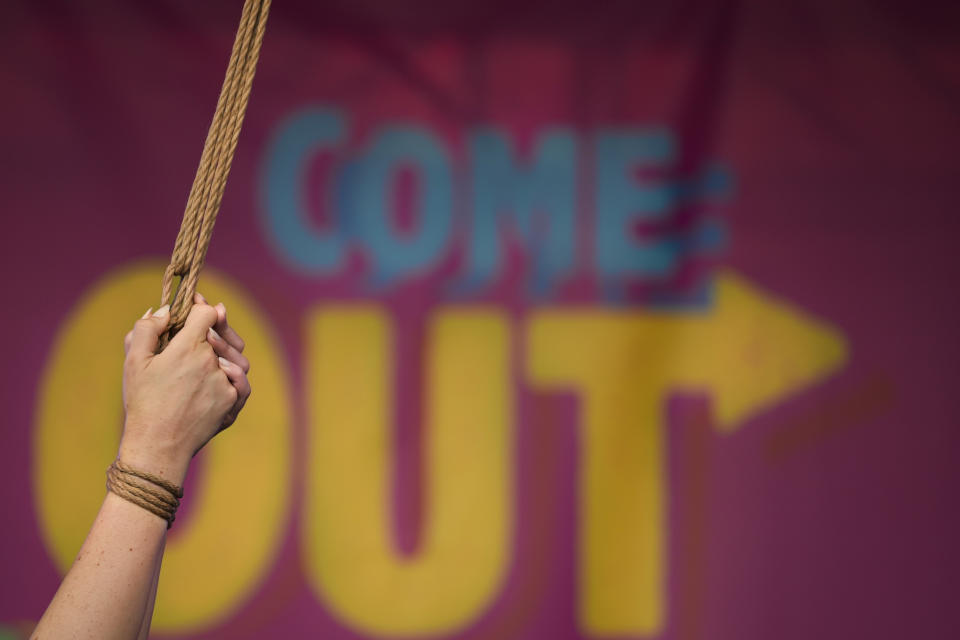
[116, 434, 191, 487]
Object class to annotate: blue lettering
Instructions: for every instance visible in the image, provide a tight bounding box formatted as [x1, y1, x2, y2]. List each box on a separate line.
[260, 107, 348, 274]
[348, 127, 453, 288]
[595, 128, 676, 297]
[454, 129, 576, 296]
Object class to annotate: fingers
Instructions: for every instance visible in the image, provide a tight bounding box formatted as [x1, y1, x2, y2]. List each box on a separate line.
[173, 302, 220, 346]
[213, 302, 245, 353]
[218, 356, 251, 412]
[126, 306, 171, 362]
[196, 291, 250, 431]
[194, 292, 244, 353]
[207, 327, 250, 373]
[124, 308, 154, 355]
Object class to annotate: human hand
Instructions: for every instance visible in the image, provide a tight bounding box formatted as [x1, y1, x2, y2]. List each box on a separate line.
[117, 299, 247, 485]
[197, 292, 251, 431]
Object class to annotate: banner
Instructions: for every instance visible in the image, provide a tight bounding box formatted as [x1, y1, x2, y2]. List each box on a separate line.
[1, 1, 957, 638]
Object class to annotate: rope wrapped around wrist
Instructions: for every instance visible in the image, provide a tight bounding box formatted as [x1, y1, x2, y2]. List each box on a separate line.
[105, 460, 184, 529]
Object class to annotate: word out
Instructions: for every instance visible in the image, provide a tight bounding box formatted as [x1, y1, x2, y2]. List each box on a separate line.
[35, 263, 845, 636]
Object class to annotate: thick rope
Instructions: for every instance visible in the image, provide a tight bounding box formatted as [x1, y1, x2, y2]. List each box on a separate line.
[113, 459, 184, 499]
[159, 0, 271, 350]
[106, 461, 184, 529]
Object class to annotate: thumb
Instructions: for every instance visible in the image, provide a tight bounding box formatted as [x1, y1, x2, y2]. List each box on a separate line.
[126, 305, 171, 362]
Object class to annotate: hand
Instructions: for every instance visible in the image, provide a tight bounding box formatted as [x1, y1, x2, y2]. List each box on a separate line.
[199, 293, 251, 431]
[117, 300, 244, 485]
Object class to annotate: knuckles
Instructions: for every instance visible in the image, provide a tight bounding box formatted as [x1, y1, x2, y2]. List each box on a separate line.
[201, 349, 221, 373]
[220, 382, 239, 410]
[190, 304, 219, 327]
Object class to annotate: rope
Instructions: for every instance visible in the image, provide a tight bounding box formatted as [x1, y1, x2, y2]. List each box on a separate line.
[158, 0, 272, 350]
[113, 459, 184, 499]
[106, 461, 184, 529]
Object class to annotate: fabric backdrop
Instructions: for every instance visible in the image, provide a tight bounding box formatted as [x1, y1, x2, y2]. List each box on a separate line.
[1, 1, 958, 638]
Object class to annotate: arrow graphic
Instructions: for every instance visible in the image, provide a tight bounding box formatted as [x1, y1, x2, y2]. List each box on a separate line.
[528, 268, 848, 635]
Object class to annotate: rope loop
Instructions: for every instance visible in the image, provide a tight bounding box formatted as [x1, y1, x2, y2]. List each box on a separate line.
[158, 0, 271, 350]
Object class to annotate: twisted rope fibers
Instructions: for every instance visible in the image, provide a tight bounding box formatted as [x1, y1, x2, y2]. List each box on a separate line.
[159, 0, 271, 350]
[106, 461, 184, 528]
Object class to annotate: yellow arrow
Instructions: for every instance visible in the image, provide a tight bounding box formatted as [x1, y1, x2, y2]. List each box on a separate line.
[652, 269, 848, 430]
[527, 268, 848, 635]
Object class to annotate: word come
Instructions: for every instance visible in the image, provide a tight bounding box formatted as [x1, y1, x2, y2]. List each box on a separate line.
[34, 262, 846, 636]
[261, 107, 731, 298]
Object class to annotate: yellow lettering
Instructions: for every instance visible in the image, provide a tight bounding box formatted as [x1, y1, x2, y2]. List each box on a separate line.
[303, 307, 512, 635]
[527, 271, 846, 635]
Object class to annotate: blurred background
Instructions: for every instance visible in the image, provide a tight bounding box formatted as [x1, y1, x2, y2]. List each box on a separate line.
[1, 0, 959, 638]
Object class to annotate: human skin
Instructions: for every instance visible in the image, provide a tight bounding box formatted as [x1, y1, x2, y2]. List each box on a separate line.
[32, 293, 251, 640]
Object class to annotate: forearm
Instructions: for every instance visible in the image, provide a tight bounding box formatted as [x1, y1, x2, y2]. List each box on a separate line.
[137, 539, 165, 640]
[33, 300, 250, 639]
[33, 492, 167, 639]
